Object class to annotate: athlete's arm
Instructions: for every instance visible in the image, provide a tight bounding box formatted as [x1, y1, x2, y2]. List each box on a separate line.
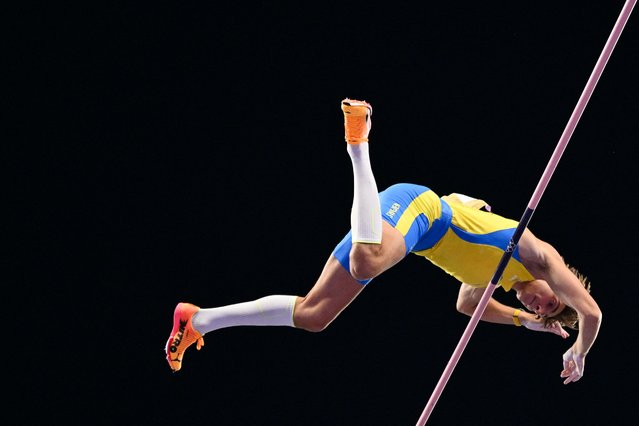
[456, 283, 569, 338]
[529, 240, 602, 383]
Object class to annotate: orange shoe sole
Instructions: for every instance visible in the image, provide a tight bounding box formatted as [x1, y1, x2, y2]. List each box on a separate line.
[165, 302, 204, 372]
[341, 98, 372, 144]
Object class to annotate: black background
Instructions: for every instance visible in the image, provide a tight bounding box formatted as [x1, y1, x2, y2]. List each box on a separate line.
[10, 1, 639, 425]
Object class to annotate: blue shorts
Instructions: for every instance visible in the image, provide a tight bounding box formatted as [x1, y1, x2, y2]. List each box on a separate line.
[332, 183, 451, 284]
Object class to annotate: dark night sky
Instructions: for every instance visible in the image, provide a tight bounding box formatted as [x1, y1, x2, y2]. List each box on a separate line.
[10, 1, 639, 425]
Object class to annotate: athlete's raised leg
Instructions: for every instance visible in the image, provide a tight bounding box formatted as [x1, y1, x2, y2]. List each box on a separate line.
[341, 98, 406, 280]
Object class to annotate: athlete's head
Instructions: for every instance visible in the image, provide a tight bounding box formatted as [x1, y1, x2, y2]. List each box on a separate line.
[515, 266, 591, 330]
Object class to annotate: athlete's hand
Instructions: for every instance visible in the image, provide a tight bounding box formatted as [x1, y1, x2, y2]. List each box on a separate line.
[561, 346, 586, 384]
[521, 315, 570, 339]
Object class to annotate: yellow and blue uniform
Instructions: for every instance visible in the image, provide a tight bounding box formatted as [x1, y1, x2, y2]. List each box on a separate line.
[332, 183, 534, 288]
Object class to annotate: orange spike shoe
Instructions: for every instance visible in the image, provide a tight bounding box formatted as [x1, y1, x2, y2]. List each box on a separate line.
[165, 302, 204, 372]
[341, 98, 372, 144]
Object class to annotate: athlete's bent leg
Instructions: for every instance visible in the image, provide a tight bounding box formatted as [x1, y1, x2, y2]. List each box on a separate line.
[165, 260, 347, 371]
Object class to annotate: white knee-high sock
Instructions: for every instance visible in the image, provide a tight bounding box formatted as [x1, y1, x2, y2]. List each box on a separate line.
[191, 295, 297, 335]
[348, 142, 382, 244]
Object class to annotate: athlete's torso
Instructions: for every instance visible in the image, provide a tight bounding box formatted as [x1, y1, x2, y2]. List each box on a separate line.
[380, 184, 534, 290]
[414, 200, 534, 290]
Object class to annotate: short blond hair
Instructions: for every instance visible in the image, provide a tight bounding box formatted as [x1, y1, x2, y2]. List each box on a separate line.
[543, 265, 591, 330]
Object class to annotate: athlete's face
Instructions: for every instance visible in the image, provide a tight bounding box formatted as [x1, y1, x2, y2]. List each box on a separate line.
[515, 279, 566, 318]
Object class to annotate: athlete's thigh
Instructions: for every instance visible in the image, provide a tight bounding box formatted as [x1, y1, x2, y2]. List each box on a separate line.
[298, 255, 365, 321]
[376, 220, 408, 269]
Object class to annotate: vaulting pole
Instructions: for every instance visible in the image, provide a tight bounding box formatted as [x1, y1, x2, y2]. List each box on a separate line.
[416, 2, 636, 424]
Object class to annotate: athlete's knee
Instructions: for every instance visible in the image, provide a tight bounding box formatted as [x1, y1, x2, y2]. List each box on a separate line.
[297, 315, 331, 333]
[349, 243, 383, 280]
[293, 299, 332, 333]
[349, 263, 376, 282]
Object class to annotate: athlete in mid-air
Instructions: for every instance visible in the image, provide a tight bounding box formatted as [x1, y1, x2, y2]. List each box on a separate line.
[165, 98, 601, 385]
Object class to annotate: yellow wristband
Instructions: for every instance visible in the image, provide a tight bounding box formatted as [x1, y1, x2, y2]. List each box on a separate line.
[512, 309, 522, 327]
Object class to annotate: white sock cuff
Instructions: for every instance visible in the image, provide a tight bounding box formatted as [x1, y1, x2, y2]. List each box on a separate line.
[254, 295, 297, 327]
